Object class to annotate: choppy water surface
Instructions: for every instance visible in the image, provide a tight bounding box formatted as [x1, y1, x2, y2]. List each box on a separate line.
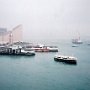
[0, 40, 90, 90]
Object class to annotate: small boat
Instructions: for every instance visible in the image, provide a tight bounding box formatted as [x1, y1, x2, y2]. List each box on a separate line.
[72, 44, 78, 47]
[87, 43, 90, 45]
[72, 39, 83, 44]
[54, 55, 77, 64]
[72, 36, 83, 44]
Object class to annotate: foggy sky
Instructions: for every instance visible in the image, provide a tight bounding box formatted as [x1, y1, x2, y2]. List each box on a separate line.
[0, 0, 90, 40]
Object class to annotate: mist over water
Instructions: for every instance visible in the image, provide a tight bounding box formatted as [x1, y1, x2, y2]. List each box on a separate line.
[0, 0, 90, 40]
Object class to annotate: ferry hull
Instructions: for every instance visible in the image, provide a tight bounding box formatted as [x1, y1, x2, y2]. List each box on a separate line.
[54, 58, 77, 64]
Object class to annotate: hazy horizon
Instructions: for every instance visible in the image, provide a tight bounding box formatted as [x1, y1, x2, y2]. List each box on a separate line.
[0, 0, 90, 40]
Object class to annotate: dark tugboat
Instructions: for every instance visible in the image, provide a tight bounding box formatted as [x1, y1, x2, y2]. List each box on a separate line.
[54, 55, 77, 64]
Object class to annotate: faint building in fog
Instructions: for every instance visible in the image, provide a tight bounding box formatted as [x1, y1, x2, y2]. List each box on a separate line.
[0, 25, 23, 44]
[0, 28, 7, 44]
[0, 28, 7, 34]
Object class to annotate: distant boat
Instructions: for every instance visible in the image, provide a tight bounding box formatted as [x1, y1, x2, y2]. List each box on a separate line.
[87, 43, 90, 45]
[72, 37, 83, 44]
[72, 44, 78, 47]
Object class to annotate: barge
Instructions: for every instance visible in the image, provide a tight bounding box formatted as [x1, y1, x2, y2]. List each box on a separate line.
[25, 44, 58, 52]
[0, 45, 35, 56]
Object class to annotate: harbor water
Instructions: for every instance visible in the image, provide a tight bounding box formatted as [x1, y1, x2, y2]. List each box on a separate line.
[0, 39, 90, 90]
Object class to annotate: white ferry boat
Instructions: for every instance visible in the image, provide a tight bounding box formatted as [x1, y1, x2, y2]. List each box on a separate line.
[54, 55, 77, 64]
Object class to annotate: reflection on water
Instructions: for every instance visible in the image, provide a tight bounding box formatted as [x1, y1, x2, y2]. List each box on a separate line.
[54, 60, 77, 66]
